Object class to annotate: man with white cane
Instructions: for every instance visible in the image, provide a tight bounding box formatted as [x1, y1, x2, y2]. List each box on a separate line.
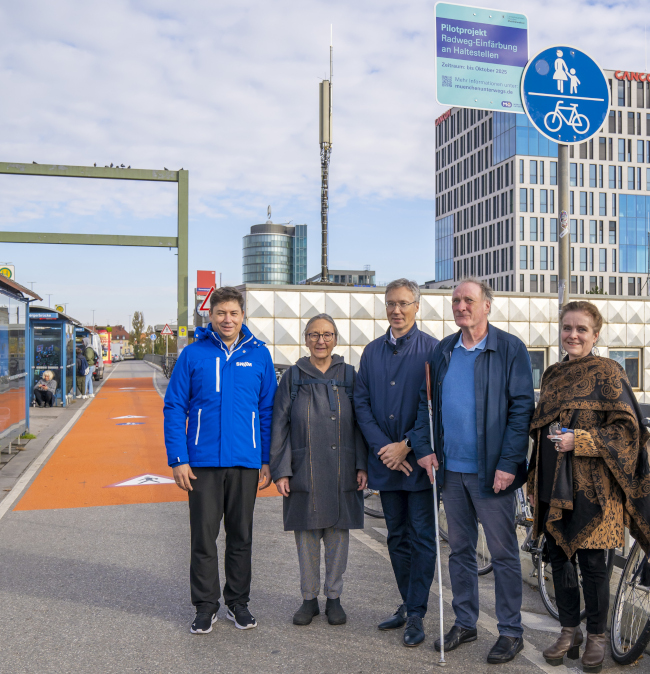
[411, 279, 534, 664]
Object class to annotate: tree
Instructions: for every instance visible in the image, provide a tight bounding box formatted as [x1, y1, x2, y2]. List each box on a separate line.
[146, 325, 156, 354]
[586, 286, 607, 295]
[153, 332, 177, 355]
[130, 311, 146, 359]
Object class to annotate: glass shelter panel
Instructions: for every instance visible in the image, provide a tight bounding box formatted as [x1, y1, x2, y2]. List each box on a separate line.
[0, 292, 27, 443]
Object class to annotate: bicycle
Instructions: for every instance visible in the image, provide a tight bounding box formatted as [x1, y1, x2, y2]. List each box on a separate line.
[363, 486, 493, 573]
[516, 486, 615, 621]
[609, 416, 650, 663]
[610, 539, 650, 664]
[363, 489, 383, 518]
[544, 100, 590, 135]
[437, 499, 493, 575]
[162, 356, 177, 379]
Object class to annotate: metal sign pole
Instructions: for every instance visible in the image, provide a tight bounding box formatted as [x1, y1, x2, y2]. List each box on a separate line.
[557, 144, 570, 361]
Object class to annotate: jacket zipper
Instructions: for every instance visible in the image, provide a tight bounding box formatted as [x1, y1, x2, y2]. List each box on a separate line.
[252, 411, 256, 448]
[195, 409, 202, 445]
[216, 358, 220, 392]
[307, 396, 315, 511]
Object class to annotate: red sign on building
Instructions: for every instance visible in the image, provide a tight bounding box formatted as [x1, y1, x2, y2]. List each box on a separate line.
[614, 71, 650, 81]
[197, 270, 216, 296]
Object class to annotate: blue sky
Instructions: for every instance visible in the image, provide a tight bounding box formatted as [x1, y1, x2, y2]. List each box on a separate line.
[0, 0, 647, 326]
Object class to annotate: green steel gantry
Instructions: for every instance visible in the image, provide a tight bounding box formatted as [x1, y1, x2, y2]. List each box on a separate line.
[0, 162, 189, 329]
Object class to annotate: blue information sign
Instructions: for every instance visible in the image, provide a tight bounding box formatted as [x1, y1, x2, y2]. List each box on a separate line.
[521, 45, 610, 144]
[435, 2, 528, 113]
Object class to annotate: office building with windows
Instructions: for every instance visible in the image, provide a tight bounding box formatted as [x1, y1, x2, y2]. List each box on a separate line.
[434, 68, 650, 297]
[242, 221, 307, 285]
[305, 269, 376, 285]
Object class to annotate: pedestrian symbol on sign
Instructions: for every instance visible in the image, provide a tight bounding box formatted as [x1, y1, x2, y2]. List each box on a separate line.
[521, 45, 609, 144]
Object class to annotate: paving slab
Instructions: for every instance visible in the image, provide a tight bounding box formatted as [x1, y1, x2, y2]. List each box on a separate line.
[0, 361, 646, 674]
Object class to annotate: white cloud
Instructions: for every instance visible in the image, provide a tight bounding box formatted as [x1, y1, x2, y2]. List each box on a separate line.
[0, 0, 646, 322]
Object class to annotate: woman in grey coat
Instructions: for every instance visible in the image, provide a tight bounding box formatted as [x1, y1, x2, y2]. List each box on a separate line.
[270, 314, 368, 627]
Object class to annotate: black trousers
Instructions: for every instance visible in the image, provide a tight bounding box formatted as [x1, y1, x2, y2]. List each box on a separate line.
[542, 503, 609, 634]
[188, 467, 259, 613]
[34, 390, 53, 406]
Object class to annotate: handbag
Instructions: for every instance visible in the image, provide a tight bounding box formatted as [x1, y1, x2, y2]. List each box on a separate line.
[553, 409, 580, 503]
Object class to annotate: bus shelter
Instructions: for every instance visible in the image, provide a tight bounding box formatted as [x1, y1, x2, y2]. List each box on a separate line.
[29, 306, 82, 407]
[0, 277, 41, 447]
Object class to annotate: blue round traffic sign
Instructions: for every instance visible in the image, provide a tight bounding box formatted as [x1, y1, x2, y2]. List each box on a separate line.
[521, 45, 609, 144]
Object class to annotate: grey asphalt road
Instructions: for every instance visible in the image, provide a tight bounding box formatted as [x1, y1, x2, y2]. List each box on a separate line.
[0, 360, 646, 674]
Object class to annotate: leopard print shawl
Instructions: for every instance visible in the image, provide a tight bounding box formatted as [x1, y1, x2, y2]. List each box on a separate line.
[528, 355, 650, 557]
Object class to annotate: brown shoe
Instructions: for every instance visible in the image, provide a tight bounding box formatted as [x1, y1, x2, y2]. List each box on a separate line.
[582, 633, 607, 673]
[543, 626, 583, 666]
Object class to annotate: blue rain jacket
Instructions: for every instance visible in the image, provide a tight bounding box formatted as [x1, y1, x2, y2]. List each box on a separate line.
[164, 323, 277, 469]
[354, 324, 439, 491]
[410, 323, 535, 498]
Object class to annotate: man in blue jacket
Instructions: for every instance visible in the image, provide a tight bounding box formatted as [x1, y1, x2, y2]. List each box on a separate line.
[164, 286, 277, 635]
[354, 279, 439, 648]
[411, 278, 534, 665]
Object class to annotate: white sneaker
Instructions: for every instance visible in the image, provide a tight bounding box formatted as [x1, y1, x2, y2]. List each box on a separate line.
[76, 395, 82, 399]
[83, 395, 88, 399]
[89, 394, 95, 398]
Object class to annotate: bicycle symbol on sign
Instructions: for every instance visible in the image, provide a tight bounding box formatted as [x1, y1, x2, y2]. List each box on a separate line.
[544, 100, 590, 135]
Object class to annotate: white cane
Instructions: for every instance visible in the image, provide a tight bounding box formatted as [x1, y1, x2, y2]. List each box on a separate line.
[426, 362, 446, 666]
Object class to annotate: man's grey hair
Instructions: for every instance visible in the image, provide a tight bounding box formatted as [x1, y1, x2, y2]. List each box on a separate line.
[456, 277, 494, 313]
[385, 278, 420, 304]
[303, 313, 338, 340]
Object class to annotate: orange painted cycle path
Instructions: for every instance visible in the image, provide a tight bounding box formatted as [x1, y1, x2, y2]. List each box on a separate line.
[15, 376, 278, 512]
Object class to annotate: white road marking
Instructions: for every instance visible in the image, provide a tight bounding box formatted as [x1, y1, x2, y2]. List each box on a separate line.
[350, 530, 572, 674]
[105, 473, 175, 487]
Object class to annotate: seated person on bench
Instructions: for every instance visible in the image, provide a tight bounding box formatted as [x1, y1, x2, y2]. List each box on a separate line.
[34, 370, 57, 407]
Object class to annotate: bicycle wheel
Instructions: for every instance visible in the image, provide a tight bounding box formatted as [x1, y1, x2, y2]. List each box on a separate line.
[363, 489, 384, 518]
[477, 522, 493, 575]
[573, 113, 590, 135]
[438, 499, 448, 542]
[538, 536, 615, 621]
[544, 111, 562, 132]
[437, 501, 492, 573]
[610, 541, 650, 664]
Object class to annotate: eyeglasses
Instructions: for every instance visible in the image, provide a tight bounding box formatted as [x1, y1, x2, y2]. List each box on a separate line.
[385, 301, 417, 310]
[306, 332, 335, 343]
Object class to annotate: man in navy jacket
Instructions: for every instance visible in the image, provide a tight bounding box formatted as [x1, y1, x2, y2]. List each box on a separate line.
[354, 279, 439, 648]
[164, 287, 277, 635]
[411, 278, 534, 665]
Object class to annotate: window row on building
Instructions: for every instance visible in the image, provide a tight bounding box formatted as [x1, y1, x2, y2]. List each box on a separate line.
[455, 247, 514, 280]
[611, 78, 650, 109]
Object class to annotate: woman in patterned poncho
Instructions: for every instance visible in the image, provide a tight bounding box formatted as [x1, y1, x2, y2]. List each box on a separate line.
[527, 301, 650, 673]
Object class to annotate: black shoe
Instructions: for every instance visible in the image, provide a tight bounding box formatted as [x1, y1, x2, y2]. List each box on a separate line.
[227, 603, 258, 630]
[487, 635, 524, 664]
[325, 597, 347, 625]
[190, 611, 217, 634]
[378, 603, 407, 630]
[435, 625, 478, 652]
[403, 615, 425, 647]
[293, 598, 320, 626]
[38, 403, 44, 408]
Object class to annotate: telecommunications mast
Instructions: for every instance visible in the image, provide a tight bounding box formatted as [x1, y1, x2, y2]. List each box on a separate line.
[318, 27, 333, 282]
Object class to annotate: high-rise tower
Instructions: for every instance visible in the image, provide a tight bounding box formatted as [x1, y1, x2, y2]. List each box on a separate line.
[318, 29, 333, 282]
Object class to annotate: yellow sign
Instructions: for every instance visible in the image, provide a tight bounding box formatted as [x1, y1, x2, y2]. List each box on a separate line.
[178, 326, 187, 338]
[0, 266, 14, 279]
[55, 304, 65, 313]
